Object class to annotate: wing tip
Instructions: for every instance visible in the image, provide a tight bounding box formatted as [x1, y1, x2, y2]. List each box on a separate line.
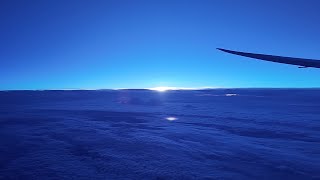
[217, 48, 232, 53]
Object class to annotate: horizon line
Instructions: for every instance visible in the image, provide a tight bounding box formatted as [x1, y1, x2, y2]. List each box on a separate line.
[1, 87, 320, 91]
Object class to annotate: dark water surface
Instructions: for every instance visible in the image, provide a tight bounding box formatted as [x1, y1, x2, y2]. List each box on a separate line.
[0, 89, 319, 179]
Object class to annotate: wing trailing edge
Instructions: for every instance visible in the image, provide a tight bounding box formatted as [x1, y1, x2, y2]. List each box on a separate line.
[217, 48, 320, 68]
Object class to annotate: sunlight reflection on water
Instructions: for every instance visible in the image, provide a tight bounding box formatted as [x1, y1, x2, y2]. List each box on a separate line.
[165, 116, 178, 121]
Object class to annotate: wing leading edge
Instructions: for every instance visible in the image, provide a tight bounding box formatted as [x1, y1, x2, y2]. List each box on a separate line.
[217, 48, 320, 68]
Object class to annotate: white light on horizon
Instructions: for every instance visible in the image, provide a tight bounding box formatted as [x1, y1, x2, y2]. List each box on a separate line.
[149, 86, 174, 92]
[149, 86, 218, 92]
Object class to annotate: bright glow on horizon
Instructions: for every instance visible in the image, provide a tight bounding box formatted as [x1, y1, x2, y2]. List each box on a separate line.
[149, 86, 218, 92]
[150, 86, 174, 92]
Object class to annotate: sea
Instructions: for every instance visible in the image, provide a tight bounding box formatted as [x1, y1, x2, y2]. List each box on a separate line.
[0, 89, 319, 179]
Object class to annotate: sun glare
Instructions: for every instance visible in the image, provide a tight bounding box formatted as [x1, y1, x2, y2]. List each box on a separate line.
[150, 86, 173, 92]
[149, 86, 215, 92]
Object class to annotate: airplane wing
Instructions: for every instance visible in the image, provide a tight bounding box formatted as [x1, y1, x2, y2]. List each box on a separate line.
[217, 48, 320, 68]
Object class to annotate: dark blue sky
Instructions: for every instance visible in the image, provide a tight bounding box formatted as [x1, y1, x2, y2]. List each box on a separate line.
[1, 0, 320, 90]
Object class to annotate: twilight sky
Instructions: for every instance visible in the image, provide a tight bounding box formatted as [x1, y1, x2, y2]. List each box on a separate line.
[1, 0, 320, 90]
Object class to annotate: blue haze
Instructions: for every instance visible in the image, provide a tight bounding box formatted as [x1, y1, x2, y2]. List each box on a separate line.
[1, 0, 320, 90]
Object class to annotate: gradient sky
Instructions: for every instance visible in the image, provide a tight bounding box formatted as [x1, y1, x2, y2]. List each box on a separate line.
[1, 0, 320, 90]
